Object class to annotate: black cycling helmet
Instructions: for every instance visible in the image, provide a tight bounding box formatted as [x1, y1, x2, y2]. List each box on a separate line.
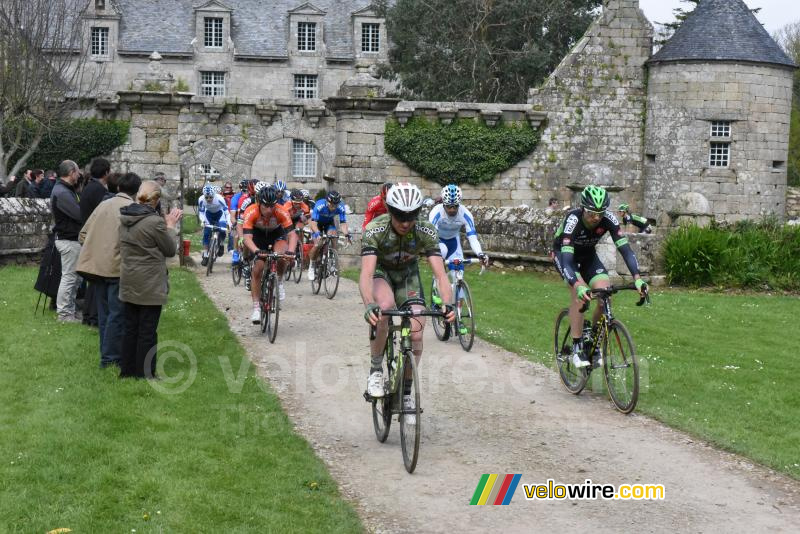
[239, 179, 248, 191]
[326, 190, 341, 204]
[290, 188, 303, 201]
[580, 185, 610, 212]
[258, 186, 279, 206]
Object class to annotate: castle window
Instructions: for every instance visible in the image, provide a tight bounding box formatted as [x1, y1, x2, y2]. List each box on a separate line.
[90, 27, 109, 57]
[292, 140, 317, 179]
[198, 164, 221, 183]
[204, 17, 223, 48]
[710, 121, 731, 138]
[294, 74, 318, 99]
[709, 142, 730, 168]
[200, 71, 226, 97]
[297, 22, 317, 52]
[361, 23, 380, 53]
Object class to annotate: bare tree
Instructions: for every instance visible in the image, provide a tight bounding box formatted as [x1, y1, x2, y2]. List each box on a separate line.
[0, 0, 104, 181]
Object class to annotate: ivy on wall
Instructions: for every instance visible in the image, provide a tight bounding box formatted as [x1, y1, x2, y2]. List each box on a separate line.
[18, 119, 130, 171]
[384, 117, 541, 185]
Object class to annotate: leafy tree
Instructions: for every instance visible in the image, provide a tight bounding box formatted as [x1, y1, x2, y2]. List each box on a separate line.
[376, 0, 601, 103]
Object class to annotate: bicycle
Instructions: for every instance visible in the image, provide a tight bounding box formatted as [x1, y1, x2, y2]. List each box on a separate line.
[203, 224, 226, 276]
[231, 247, 244, 286]
[430, 258, 486, 352]
[363, 306, 448, 473]
[284, 228, 304, 284]
[310, 234, 347, 299]
[554, 283, 649, 414]
[257, 248, 292, 343]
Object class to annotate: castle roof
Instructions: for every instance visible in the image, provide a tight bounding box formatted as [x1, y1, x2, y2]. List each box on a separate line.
[648, 0, 795, 68]
[115, 0, 382, 60]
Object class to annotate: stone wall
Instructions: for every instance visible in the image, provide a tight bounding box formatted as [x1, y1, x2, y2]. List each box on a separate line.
[0, 198, 52, 266]
[786, 186, 800, 220]
[643, 62, 794, 225]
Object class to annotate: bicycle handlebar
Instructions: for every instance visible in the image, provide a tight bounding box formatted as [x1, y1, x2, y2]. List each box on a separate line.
[448, 257, 487, 275]
[368, 307, 449, 340]
[578, 283, 650, 313]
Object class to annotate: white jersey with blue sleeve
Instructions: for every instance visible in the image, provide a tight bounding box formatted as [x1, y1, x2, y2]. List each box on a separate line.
[428, 204, 483, 258]
[198, 193, 230, 227]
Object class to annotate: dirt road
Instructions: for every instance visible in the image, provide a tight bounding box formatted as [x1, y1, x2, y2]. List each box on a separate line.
[197, 260, 800, 533]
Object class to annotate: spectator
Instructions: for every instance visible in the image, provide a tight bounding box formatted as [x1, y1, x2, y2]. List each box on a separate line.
[118, 181, 182, 379]
[0, 175, 18, 197]
[51, 160, 84, 322]
[38, 170, 57, 198]
[545, 197, 560, 216]
[153, 172, 167, 187]
[106, 172, 121, 198]
[80, 158, 111, 222]
[30, 170, 45, 198]
[15, 170, 38, 198]
[77, 172, 142, 368]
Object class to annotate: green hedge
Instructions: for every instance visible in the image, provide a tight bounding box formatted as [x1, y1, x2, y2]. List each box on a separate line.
[384, 117, 540, 185]
[664, 220, 800, 290]
[14, 119, 130, 171]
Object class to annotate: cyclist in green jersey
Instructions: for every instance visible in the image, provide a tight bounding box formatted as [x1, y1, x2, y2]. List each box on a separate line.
[360, 182, 455, 402]
[617, 203, 653, 233]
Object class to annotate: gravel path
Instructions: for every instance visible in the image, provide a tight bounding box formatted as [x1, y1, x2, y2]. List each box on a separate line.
[197, 259, 800, 533]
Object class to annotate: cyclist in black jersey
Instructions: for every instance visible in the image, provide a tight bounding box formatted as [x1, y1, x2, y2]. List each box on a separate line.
[552, 185, 647, 368]
[617, 204, 653, 233]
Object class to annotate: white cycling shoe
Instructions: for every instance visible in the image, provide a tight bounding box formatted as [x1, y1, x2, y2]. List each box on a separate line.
[278, 283, 286, 301]
[250, 307, 261, 324]
[403, 395, 416, 425]
[307, 264, 316, 281]
[367, 370, 384, 397]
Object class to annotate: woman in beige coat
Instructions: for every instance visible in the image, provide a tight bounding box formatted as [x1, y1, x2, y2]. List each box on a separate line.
[118, 181, 182, 378]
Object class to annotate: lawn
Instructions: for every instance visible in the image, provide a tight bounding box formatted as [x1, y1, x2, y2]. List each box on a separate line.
[344, 265, 800, 479]
[0, 266, 362, 533]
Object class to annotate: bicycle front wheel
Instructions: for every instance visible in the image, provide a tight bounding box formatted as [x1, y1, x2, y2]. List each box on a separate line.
[455, 281, 475, 352]
[206, 234, 217, 276]
[259, 274, 270, 334]
[603, 319, 639, 414]
[554, 308, 588, 394]
[292, 243, 303, 284]
[399, 351, 421, 473]
[430, 277, 450, 341]
[324, 248, 340, 299]
[311, 249, 323, 295]
[231, 259, 242, 286]
[266, 274, 280, 343]
[372, 337, 393, 443]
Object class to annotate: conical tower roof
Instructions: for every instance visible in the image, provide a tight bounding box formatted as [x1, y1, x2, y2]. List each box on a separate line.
[649, 0, 795, 68]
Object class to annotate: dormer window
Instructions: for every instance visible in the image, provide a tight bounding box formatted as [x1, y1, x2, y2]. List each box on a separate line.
[204, 17, 223, 48]
[95, 0, 106, 9]
[90, 27, 109, 58]
[361, 23, 380, 53]
[298, 22, 316, 52]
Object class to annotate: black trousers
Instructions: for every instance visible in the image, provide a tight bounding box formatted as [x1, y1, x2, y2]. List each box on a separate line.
[120, 302, 162, 378]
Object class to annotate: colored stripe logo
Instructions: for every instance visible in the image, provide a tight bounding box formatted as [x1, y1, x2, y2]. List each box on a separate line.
[470, 474, 522, 505]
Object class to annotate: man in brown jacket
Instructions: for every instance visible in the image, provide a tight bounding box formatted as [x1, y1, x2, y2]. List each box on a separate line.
[118, 181, 182, 378]
[77, 172, 142, 368]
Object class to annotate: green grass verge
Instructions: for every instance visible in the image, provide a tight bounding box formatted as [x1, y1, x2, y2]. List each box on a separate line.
[344, 266, 800, 479]
[181, 213, 204, 253]
[0, 266, 362, 533]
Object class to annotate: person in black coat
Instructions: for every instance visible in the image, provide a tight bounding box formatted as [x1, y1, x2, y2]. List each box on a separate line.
[78, 158, 112, 327]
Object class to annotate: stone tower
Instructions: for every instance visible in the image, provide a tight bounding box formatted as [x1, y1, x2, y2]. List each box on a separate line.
[643, 0, 796, 225]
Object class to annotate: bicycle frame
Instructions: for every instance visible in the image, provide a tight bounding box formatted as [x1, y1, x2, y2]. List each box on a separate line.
[580, 285, 648, 362]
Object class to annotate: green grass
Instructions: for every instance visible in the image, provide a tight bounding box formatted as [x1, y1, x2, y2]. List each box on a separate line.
[345, 266, 800, 479]
[0, 266, 362, 533]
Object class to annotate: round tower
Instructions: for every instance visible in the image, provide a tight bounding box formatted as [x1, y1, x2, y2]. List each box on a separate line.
[643, 0, 796, 225]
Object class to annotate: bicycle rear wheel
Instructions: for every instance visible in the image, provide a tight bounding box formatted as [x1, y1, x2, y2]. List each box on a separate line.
[603, 319, 639, 414]
[455, 280, 475, 352]
[231, 258, 242, 286]
[266, 273, 280, 343]
[430, 277, 450, 341]
[372, 336, 393, 443]
[324, 248, 340, 299]
[292, 243, 303, 284]
[554, 308, 588, 394]
[206, 234, 217, 276]
[399, 351, 421, 473]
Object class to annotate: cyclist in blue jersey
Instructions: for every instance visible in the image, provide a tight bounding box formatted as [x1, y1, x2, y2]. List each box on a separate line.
[274, 179, 291, 205]
[229, 179, 248, 265]
[552, 185, 647, 368]
[307, 190, 351, 281]
[198, 184, 230, 266]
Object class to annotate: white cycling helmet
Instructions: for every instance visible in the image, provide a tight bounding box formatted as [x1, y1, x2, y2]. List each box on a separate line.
[386, 182, 424, 220]
[441, 184, 462, 206]
[253, 181, 268, 193]
[202, 184, 214, 197]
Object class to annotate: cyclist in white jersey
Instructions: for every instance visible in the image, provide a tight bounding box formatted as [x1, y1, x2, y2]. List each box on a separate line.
[198, 184, 230, 266]
[428, 184, 488, 265]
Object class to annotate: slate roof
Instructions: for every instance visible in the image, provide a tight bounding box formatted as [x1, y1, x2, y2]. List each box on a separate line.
[114, 0, 381, 59]
[649, 0, 795, 68]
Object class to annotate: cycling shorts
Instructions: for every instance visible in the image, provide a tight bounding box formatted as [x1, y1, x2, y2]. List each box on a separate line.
[374, 264, 426, 308]
[553, 249, 608, 286]
[252, 227, 287, 256]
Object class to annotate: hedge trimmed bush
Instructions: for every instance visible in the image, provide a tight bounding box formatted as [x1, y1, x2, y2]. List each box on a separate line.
[664, 220, 800, 290]
[13, 119, 130, 171]
[384, 117, 540, 186]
